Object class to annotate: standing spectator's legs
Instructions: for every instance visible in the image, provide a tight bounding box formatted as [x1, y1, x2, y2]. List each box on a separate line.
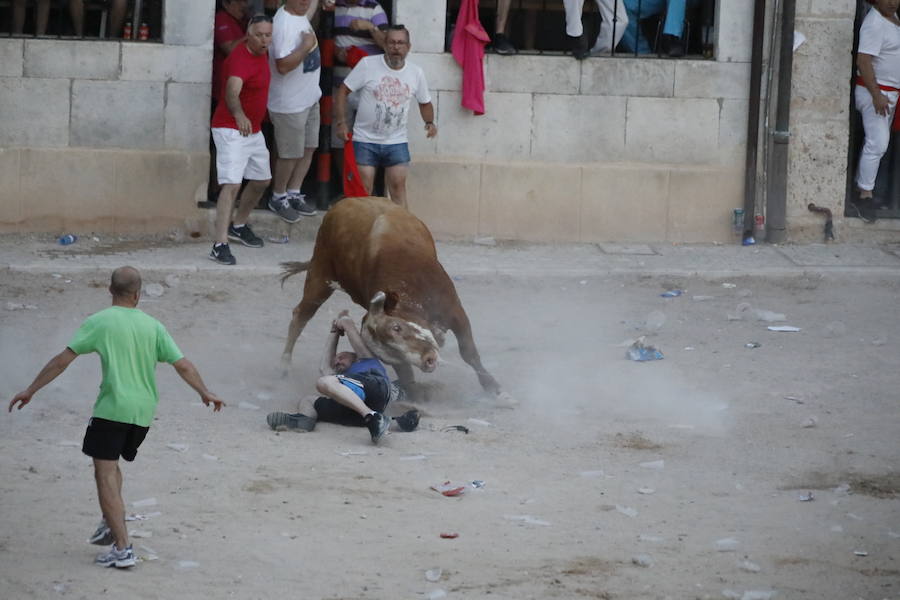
[12, 0, 26, 34]
[110, 0, 127, 38]
[592, 0, 628, 54]
[269, 105, 319, 218]
[562, 0, 590, 59]
[357, 165, 377, 195]
[385, 165, 409, 209]
[69, 0, 84, 36]
[93, 459, 129, 551]
[214, 184, 243, 244]
[274, 152, 316, 196]
[13, 0, 50, 35]
[855, 85, 898, 196]
[493, 0, 517, 55]
[621, 0, 665, 54]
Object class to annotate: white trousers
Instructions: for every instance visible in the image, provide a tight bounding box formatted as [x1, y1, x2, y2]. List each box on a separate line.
[855, 84, 899, 191]
[563, 0, 629, 53]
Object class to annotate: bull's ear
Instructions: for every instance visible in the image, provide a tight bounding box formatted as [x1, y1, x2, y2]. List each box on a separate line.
[383, 291, 399, 313]
[369, 291, 387, 316]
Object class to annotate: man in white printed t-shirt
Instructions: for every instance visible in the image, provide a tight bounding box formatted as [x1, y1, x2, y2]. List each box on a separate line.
[335, 25, 437, 209]
[266, 0, 331, 222]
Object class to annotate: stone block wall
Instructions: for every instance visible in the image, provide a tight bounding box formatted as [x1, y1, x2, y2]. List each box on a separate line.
[0, 0, 213, 234]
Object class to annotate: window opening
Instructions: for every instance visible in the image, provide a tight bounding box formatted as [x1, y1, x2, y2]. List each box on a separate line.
[1, 0, 163, 41]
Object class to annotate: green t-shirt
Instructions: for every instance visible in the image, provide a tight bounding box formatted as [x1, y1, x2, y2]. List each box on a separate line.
[67, 306, 184, 427]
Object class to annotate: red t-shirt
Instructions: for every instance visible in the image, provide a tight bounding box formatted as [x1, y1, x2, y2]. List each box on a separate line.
[211, 42, 271, 133]
[212, 10, 247, 102]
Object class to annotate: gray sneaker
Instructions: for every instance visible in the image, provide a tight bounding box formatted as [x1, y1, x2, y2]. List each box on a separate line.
[364, 412, 390, 443]
[267, 412, 316, 432]
[88, 519, 114, 546]
[95, 544, 136, 568]
[267, 195, 302, 223]
[288, 194, 317, 217]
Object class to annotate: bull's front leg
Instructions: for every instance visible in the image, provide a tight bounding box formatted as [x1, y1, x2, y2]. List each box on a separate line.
[450, 312, 516, 406]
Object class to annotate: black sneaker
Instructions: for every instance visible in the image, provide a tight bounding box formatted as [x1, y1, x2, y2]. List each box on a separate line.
[209, 243, 236, 265]
[364, 412, 390, 443]
[228, 223, 264, 248]
[267, 195, 302, 223]
[493, 33, 517, 55]
[394, 409, 420, 432]
[569, 34, 589, 60]
[288, 194, 317, 217]
[88, 519, 114, 546]
[663, 34, 685, 58]
[266, 412, 316, 432]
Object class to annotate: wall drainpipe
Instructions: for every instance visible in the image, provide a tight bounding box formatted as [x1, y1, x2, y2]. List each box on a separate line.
[765, 0, 797, 244]
[742, 0, 767, 242]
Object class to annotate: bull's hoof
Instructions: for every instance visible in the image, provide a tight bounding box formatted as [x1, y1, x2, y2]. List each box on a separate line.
[495, 390, 517, 408]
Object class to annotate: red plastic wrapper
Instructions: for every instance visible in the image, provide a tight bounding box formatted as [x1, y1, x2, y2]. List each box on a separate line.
[440, 532, 459, 539]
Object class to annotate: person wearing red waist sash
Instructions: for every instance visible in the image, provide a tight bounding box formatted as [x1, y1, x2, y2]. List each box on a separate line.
[852, 0, 900, 222]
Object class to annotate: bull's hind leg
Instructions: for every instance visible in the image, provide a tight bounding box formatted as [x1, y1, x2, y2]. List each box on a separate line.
[281, 270, 334, 374]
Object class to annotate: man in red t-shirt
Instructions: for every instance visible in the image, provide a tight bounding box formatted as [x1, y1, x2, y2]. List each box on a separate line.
[212, 0, 250, 106]
[209, 15, 274, 266]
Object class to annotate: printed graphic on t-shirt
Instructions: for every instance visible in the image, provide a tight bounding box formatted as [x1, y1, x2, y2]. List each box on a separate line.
[373, 75, 412, 134]
[303, 47, 321, 73]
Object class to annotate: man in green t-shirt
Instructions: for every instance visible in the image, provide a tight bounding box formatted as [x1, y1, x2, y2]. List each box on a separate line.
[8, 266, 225, 569]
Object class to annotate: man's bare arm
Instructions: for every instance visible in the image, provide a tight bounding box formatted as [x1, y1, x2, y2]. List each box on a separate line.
[337, 316, 375, 359]
[172, 358, 225, 411]
[224, 75, 252, 136]
[8, 348, 77, 412]
[319, 330, 341, 375]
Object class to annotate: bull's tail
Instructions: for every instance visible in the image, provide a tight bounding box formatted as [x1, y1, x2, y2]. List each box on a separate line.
[279, 261, 311, 288]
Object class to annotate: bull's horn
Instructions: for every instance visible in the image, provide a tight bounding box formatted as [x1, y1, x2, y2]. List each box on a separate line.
[369, 291, 387, 315]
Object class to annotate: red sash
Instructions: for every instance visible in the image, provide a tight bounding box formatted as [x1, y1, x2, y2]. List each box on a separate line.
[343, 132, 368, 198]
[856, 75, 900, 131]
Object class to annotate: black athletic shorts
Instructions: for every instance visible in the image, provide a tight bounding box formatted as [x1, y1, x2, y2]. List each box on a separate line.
[314, 370, 391, 427]
[82, 417, 149, 462]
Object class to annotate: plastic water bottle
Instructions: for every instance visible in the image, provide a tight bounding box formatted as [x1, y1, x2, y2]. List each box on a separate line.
[58, 234, 77, 245]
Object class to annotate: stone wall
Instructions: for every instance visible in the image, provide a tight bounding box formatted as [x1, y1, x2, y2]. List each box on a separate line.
[0, 0, 213, 234]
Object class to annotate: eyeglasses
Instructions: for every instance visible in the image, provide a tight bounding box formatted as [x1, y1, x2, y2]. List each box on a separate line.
[249, 14, 273, 24]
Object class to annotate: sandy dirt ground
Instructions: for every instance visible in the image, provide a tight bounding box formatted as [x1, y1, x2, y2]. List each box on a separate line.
[1, 252, 899, 600]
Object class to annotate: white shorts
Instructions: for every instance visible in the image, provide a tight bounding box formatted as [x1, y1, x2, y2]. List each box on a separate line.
[212, 128, 272, 185]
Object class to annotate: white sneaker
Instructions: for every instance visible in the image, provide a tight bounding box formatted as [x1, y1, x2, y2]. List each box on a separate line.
[95, 544, 136, 568]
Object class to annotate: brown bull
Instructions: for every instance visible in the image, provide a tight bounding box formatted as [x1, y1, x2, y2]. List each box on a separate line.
[280, 196, 504, 399]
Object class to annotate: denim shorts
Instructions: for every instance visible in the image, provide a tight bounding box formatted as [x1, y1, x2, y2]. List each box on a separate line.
[353, 141, 410, 168]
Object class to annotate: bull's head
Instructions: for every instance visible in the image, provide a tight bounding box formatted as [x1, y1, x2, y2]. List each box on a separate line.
[360, 291, 440, 373]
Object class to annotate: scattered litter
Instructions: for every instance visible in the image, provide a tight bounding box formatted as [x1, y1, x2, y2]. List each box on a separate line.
[727, 303, 753, 321]
[144, 283, 165, 298]
[427, 589, 448, 600]
[5, 302, 37, 311]
[202, 454, 218, 461]
[722, 590, 742, 600]
[715, 537, 740, 552]
[504, 514, 551, 526]
[631, 554, 654, 567]
[138, 545, 159, 561]
[692, 295, 715, 301]
[767, 325, 800, 332]
[684, 346, 695, 351]
[745, 342, 761, 349]
[800, 417, 817, 429]
[668, 424, 695, 430]
[798, 492, 815, 502]
[399, 454, 427, 461]
[847, 512, 863, 521]
[439, 533, 459, 539]
[644, 310, 666, 331]
[833, 482, 851, 495]
[722, 283, 737, 288]
[58, 440, 81, 447]
[626, 339, 664, 362]
[164, 274, 180, 287]
[740, 592, 776, 600]
[738, 560, 761, 573]
[872, 337, 887, 346]
[471, 480, 486, 489]
[616, 505, 638, 518]
[255, 391, 272, 401]
[442, 425, 469, 434]
[431, 481, 466, 497]
[166, 443, 189, 452]
[130, 529, 152, 538]
[887, 530, 900, 539]
[638, 534, 664, 543]
[784, 395, 804, 404]
[267, 235, 290, 244]
[132, 497, 158, 508]
[51, 273, 62, 278]
[425, 567, 443, 582]
[660, 289, 683, 297]
[637, 487, 655, 495]
[754, 309, 786, 322]
[238, 401, 260, 410]
[639, 460, 665, 470]
[53, 584, 67, 594]
[467, 418, 491, 427]
[473, 236, 497, 246]
[830, 525, 843, 532]
[126, 514, 146, 521]
[853, 550, 868, 557]
[58, 234, 77, 245]
[336, 450, 368, 457]
[579, 280, 588, 286]
[177, 560, 200, 569]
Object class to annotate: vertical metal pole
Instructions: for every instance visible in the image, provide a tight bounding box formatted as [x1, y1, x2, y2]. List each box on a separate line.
[611, 0, 618, 56]
[316, 6, 335, 210]
[765, 0, 796, 244]
[742, 0, 766, 240]
[132, 0, 143, 39]
[634, 0, 641, 56]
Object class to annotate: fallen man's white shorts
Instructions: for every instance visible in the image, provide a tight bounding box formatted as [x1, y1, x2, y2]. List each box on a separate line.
[212, 128, 271, 185]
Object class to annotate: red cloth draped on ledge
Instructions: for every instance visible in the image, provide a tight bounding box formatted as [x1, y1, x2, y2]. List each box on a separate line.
[451, 0, 489, 116]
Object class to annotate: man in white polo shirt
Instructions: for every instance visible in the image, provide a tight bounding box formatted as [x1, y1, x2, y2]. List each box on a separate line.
[335, 25, 437, 209]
